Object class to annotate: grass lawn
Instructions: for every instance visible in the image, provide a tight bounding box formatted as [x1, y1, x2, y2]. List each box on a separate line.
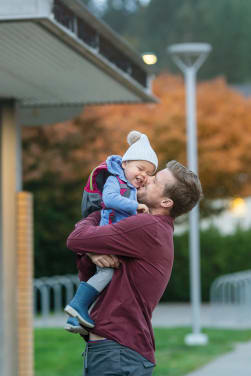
[35, 327, 251, 376]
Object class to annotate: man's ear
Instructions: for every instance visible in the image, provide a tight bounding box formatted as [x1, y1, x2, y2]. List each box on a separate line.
[122, 161, 127, 169]
[160, 198, 173, 209]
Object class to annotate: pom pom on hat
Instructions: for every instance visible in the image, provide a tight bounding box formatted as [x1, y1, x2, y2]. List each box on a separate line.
[122, 130, 158, 171]
[127, 130, 142, 145]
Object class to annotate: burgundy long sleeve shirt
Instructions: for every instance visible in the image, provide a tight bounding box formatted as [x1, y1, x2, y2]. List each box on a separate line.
[67, 211, 174, 364]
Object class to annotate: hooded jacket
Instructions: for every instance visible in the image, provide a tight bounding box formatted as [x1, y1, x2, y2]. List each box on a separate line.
[100, 155, 138, 226]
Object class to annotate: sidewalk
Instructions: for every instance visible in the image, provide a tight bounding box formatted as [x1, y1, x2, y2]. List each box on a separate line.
[186, 341, 251, 376]
[151, 303, 251, 329]
[34, 303, 251, 329]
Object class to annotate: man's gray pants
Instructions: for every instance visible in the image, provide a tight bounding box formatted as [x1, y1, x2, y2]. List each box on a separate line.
[83, 340, 155, 376]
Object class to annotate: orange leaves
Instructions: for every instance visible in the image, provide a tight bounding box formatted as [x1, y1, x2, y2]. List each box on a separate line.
[195, 78, 251, 196]
[23, 73, 251, 199]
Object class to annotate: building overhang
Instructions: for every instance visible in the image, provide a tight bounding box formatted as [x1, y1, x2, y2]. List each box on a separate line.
[0, 0, 157, 125]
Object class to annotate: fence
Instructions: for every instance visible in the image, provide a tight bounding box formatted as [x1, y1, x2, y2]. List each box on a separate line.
[33, 274, 79, 320]
[210, 270, 251, 326]
[34, 270, 251, 327]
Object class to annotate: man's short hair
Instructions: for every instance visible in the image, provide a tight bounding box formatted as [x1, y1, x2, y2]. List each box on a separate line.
[164, 160, 203, 218]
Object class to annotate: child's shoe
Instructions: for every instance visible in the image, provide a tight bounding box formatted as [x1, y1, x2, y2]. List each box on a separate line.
[64, 282, 99, 328]
[64, 316, 88, 335]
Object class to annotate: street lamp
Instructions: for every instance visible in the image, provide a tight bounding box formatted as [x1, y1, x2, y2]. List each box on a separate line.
[142, 53, 158, 65]
[168, 43, 212, 345]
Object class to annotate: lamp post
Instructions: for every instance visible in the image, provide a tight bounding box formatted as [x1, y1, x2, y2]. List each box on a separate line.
[142, 52, 158, 66]
[168, 43, 211, 345]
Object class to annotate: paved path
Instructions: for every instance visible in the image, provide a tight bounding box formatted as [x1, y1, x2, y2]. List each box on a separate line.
[34, 303, 251, 329]
[186, 341, 251, 376]
[151, 303, 251, 329]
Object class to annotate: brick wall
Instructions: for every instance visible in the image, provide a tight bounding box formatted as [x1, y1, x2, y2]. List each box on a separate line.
[17, 192, 34, 376]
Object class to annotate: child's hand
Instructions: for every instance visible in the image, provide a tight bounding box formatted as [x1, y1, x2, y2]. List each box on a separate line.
[88, 253, 120, 268]
[137, 203, 149, 213]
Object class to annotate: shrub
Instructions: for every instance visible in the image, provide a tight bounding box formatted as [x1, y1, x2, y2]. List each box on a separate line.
[163, 226, 251, 302]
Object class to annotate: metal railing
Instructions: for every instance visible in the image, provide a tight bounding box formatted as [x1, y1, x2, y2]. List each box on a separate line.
[53, 0, 148, 88]
[210, 270, 251, 326]
[34, 270, 251, 327]
[34, 274, 79, 320]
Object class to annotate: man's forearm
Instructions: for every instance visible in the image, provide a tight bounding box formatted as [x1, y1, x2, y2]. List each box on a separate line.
[67, 211, 156, 259]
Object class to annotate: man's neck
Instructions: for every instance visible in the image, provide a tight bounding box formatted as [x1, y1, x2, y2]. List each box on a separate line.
[149, 207, 169, 216]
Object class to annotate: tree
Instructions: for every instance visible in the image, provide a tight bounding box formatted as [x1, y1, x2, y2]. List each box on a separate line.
[97, 0, 251, 83]
[23, 73, 251, 201]
[23, 73, 251, 276]
[73, 74, 251, 200]
[23, 118, 112, 277]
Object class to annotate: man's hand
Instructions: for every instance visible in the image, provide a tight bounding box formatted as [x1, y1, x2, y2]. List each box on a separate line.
[137, 203, 149, 213]
[87, 253, 120, 268]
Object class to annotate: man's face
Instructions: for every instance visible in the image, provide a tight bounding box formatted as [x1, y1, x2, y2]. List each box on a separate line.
[137, 168, 176, 209]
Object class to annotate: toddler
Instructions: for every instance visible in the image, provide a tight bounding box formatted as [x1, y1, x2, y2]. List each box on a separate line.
[64, 130, 158, 333]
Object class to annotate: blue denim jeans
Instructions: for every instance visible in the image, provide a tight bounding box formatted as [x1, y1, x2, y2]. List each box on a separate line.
[83, 339, 155, 376]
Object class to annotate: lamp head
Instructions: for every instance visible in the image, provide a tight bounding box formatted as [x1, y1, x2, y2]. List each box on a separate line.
[167, 43, 212, 71]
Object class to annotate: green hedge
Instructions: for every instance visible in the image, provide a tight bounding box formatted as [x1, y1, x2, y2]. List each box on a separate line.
[28, 175, 83, 278]
[164, 226, 251, 302]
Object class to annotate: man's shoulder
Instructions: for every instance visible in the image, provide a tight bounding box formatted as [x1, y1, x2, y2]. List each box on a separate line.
[113, 214, 174, 237]
[133, 214, 174, 233]
[130, 213, 173, 224]
[119, 213, 161, 229]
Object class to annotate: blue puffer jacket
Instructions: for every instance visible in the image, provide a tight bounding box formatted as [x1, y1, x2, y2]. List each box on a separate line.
[100, 155, 138, 226]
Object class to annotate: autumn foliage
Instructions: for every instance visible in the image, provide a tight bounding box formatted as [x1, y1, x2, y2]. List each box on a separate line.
[23, 73, 251, 200]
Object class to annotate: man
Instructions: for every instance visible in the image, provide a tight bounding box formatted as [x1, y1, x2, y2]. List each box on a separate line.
[67, 160, 203, 376]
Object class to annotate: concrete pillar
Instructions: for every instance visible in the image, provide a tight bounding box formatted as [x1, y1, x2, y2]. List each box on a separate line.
[0, 101, 18, 376]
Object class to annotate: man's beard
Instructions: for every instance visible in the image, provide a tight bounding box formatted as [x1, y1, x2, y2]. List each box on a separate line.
[137, 189, 152, 208]
[137, 188, 145, 204]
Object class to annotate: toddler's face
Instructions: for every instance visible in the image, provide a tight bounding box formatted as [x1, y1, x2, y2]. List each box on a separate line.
[122, 160, 155, 188]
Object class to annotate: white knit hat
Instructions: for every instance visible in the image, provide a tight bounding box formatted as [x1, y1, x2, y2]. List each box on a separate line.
[122, 130, 158, 171]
